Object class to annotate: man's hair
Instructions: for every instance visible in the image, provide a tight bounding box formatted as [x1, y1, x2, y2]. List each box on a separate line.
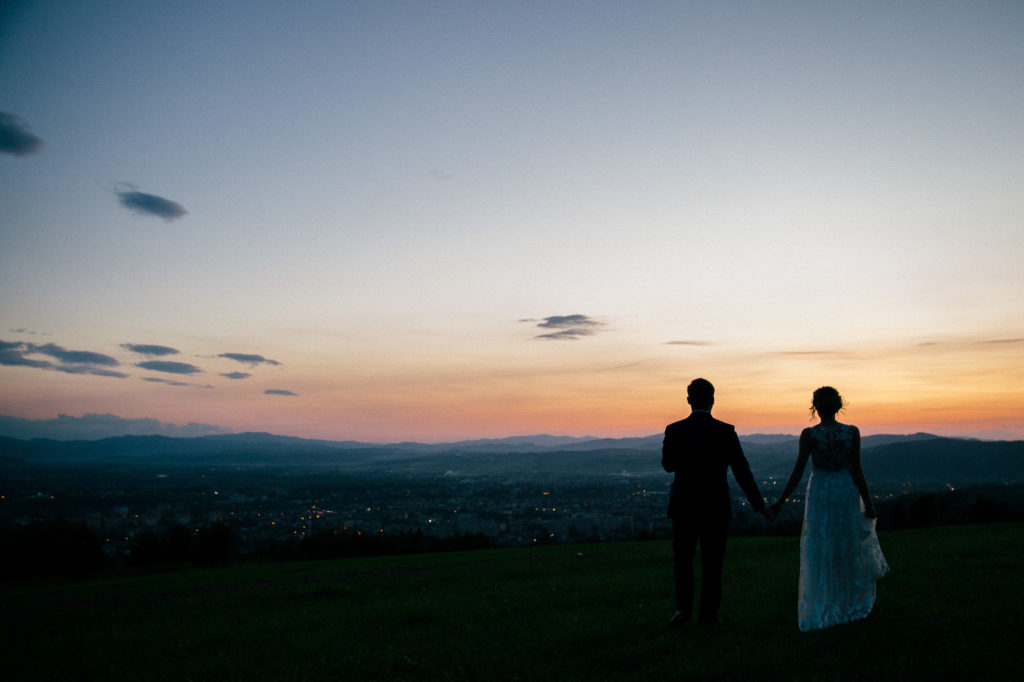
[687, 378, 715, 408]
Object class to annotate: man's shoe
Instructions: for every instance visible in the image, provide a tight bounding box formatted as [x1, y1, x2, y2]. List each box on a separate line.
[668, 611, 691, 627]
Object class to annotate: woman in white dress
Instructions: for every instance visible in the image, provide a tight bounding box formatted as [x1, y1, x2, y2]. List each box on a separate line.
[769, 387, 888, 631]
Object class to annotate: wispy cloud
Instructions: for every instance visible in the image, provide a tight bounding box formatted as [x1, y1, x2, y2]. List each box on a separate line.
[664, 340, 712, 346]
[220, 372, 252, 380]
[0, 341, 52, 368]
[142, 377, 190, 387]
[770, 350, 845, 356]
[136, 360, 203, 375]
[526, 314, 605, 341]
[32, 343, 119, 366]
[536, 329, 597, 341]
[57, 366, 130, 378]
[115, 185, 187, 221]
[219, 353, 281, 367]
[8, 328, 52, 336]
[264, 389, 297, 396]
[121, 343, 180, 356]
[0, 413, 233, 440]
[596, 361, 645, 372]
[0, 340, 127, 377]
[0, 111, 43, 157]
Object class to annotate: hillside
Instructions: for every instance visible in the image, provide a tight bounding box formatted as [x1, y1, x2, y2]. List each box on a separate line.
[1, 432, 1022, 487]
[2, 523, 1021, 681]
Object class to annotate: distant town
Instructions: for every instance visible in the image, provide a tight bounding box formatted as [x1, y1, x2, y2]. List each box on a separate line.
[2, 431, 1022, 567]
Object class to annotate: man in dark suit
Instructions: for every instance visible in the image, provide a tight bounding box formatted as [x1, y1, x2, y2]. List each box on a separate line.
[662, 378, 767, 627]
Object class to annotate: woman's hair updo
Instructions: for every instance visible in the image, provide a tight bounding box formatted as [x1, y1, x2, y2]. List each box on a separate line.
[810, 386, 845, 420]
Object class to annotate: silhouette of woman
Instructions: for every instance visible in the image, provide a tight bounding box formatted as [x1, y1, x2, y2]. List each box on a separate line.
[769, 387, 888, 631]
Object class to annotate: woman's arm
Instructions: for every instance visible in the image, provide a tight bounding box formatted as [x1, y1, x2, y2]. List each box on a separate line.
[847, 426, 878, 518]
[770, 429, 811, 514]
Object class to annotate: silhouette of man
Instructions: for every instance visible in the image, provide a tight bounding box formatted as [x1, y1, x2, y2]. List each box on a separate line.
[662, 378, 767, 627]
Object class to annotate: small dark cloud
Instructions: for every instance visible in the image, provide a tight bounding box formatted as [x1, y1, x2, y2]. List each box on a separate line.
[9, 328, 52, 336]
[980, 338, 1024, 345]
[121, 343, 180, 356]
[219, 353, 281, 367]
[0, 111, 44, 157]
[116, 186, 187, 221]
[264, 389, 297, 396]
[537, 315, 601, 330]
[527, 314, 605, 341]
[32, 343, 119, 366]
[664, 340, 712, 346]
[220, 372, 252, 380]
[136, 360, 203, 375]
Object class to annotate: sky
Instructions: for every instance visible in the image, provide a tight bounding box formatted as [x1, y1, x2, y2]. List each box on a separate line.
[2, 1, 1023, 442]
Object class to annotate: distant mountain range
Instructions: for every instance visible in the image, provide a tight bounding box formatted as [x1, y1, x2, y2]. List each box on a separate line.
[1, 430, 1021, 489]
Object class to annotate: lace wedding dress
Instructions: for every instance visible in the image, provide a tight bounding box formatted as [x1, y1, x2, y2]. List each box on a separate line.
[798, 423, 889, 631]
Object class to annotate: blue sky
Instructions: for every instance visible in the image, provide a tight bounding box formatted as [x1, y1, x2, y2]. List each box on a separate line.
[2, 1, 1023, 441]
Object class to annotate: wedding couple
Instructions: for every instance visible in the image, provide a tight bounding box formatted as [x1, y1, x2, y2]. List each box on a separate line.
[662, 378, 888, 631]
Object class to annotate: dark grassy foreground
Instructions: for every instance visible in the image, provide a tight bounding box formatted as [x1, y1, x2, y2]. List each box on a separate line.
[3, 523, 1021, 681]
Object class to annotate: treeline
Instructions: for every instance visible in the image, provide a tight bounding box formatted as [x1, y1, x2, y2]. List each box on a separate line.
[0, 518, 106, 579]
[882, 490, 1021, 529]
[0, 519, 495, 580]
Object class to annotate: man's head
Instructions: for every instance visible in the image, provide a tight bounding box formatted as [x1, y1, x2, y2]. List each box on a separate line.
[686, 378, 715, 410]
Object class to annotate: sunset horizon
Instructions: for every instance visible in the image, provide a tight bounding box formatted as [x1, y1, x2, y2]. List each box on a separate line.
[3, 2, 1022, 445]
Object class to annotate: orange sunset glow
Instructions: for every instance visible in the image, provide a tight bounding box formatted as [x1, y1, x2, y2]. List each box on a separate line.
[2, 4, 1023, 443]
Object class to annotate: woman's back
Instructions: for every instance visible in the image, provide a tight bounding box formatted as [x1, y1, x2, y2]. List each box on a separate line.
[805, 423, 856, 472]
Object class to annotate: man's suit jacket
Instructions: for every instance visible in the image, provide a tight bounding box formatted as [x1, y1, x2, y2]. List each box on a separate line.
[662, 412, 764, 523]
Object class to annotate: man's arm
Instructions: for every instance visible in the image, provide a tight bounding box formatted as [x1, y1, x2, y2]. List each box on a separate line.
[770, 429, 811, 516]
[728, 430, 765, 512]
[661, 428, 676, 472]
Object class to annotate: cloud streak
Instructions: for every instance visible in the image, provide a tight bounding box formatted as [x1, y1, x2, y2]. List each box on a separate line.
[136, 360, 203, 375]
[220, 372, 252, 380]
[526, 314, 605, 341]
[122, 343, 180, 356]
[0, 112, 43, 157]
[57, 366, 130, 378]
[219, 353, 281, 367]
[0, 413, 233, 440]
[32, 343, 119, 366]
[0, 341, 52, 368]
[264, 389, 297, 396]
[142, 377, 190, 387]
[0, 340, 126, 377]
[116, 186, 188, 221]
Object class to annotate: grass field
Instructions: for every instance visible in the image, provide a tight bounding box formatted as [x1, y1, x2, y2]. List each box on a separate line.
[2, 522, 1021, 681]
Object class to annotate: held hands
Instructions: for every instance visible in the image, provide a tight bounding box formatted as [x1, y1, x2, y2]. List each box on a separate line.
[763, 499, 784, 523]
